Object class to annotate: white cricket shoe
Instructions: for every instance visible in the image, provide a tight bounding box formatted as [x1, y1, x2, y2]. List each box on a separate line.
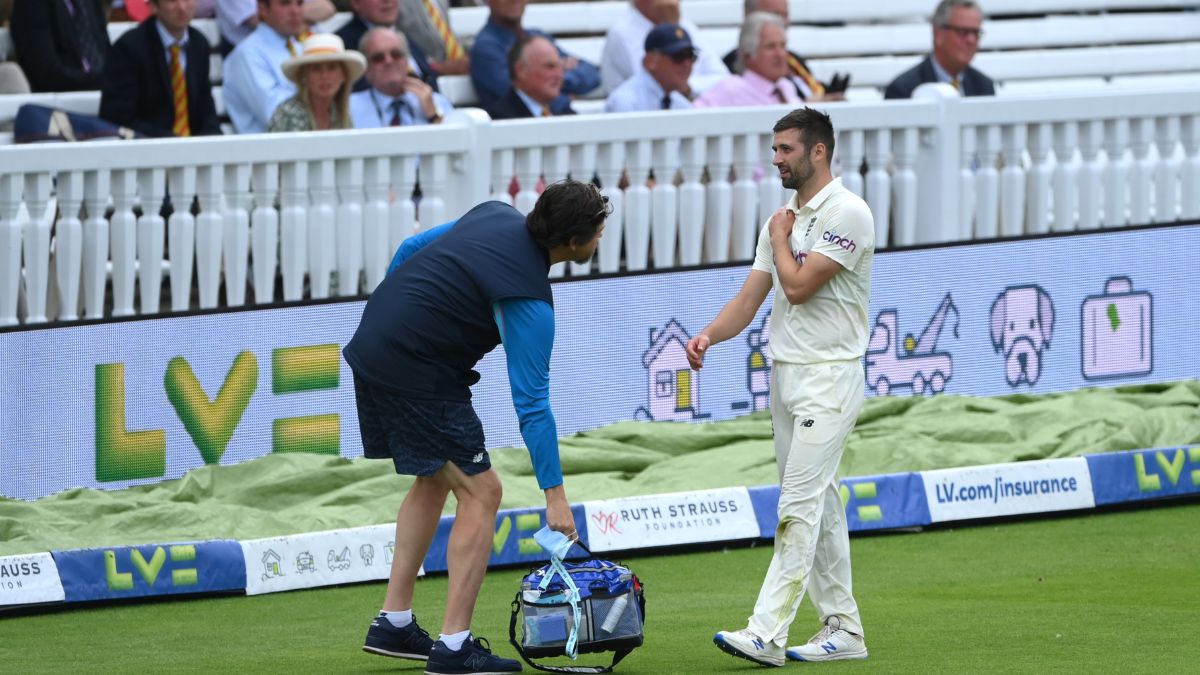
[786, 617, 868, 662]
[713, 628, 785, 667]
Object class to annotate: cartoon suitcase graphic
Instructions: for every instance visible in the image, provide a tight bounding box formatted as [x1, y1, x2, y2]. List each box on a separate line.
[1080, 277, 1152, 380]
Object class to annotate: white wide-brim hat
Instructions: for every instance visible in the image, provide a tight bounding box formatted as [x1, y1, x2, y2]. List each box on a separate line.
[282, 33, 367, 85]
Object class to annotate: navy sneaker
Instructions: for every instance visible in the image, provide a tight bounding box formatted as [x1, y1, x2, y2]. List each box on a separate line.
[362, 612, 436, 660]
[424, 635, 522, 675]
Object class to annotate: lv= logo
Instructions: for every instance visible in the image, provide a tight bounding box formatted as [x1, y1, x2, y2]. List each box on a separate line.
[94, 345, 341, 482]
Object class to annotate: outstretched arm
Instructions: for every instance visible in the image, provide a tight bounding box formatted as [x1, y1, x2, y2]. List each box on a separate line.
[493, 298, 575, 536]
[686, 269, 772, 369]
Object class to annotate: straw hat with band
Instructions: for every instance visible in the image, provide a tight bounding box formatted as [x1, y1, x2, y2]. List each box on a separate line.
[282, 34, 367, 84]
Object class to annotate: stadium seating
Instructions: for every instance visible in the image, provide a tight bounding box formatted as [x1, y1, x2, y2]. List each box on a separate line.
[1, 0, 1199, 123]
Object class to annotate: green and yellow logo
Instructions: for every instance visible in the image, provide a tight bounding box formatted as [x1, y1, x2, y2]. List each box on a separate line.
[841, 481, 882, 522]
[105, 545, 198, 591]
[95, 344, 342, 482]
[1134, 447, 1200, 493]
[493, 512, 543, 557]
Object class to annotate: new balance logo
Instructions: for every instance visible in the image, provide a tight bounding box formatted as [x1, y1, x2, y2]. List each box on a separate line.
[466, 654, 489, 669]
[821, 641, 837, 654]
[752, 638, 765, 650]
[800, 419, 814, 427]
[472, 453, 485, 463]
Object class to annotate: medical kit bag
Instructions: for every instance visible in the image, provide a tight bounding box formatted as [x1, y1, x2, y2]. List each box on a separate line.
[508, 548, 645, 673]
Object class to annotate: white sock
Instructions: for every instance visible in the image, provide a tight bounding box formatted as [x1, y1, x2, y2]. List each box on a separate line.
[439, 629, 471, 651]
[381, 609, 412, 628]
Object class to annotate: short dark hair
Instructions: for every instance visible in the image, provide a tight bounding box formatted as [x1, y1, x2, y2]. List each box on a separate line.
[507, 34, 541, 80]
[772, 107, 836, 164]
[526, 180, 612, 249]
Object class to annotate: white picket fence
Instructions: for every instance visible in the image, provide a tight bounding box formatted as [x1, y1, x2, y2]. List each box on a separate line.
[1, 86, 1198, 326]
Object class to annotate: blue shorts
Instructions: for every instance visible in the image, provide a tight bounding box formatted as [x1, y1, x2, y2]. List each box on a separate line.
[353, 373, 492, 477]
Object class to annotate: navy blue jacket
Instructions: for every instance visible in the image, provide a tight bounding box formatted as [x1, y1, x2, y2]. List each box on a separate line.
[11, 0, 111, 92]
[344, 201, 552, 399]
[485, 88, 576, 120]
[100, 18, 221, 137]
[884, 55, 995, 99]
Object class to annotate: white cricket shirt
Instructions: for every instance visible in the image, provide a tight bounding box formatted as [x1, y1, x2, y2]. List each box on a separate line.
[752, 177, 875, 365]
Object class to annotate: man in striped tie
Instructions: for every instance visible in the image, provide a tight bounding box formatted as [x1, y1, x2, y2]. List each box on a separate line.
[100, 0, 222, 137]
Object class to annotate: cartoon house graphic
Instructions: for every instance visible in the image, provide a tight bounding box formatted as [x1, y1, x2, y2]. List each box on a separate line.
[261, 549, 283, 581]
[638, 319, 703, 421]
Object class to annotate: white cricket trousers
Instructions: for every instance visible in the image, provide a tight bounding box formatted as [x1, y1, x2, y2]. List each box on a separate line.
[747, 359, 865, 646]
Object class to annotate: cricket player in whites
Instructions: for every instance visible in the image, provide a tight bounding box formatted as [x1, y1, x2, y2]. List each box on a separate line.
[688, 107, 873, 666]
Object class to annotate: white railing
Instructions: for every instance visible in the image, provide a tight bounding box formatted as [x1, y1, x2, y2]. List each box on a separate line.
[916, 85, 1200, 243]
[2, 88, 1198, 326]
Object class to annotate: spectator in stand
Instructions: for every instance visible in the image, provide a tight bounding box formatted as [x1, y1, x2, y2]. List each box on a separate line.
[885, 0, 994, 98]
[336, 0, 438, 92]
[398, 0, 470, 76]
[605, 23, 694, 113]
[224, 0, 307, 134]
[215, 0, 259, 54]
[486, 35, 574, 120]
[269, 33, 365, 131]
[695, 13, 801, 108]
[100, 0, 222, 138]
[723, 0, 845, 102]
[600, 0, 727, 96]
[470, 0, 599, 112]
[349, 28, 452, 128]
[11, 0, 112, 92]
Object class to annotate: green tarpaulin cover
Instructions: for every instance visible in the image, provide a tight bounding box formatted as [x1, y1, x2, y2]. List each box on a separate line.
[2, 381, 1196, 556]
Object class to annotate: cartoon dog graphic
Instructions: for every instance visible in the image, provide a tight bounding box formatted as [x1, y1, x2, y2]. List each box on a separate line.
[989, 285, 1055, 386]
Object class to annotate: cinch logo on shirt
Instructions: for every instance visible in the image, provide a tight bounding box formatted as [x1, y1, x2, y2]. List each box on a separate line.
[822, 230, 856, 252]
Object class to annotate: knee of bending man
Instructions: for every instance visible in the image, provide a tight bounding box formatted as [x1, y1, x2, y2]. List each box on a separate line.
[471, 469, 504, 512]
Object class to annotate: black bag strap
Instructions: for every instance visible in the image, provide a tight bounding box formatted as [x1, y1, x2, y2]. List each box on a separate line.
[509, 593, 635, 674]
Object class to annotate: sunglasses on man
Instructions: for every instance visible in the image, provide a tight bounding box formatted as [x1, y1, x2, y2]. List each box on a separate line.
[369, 48, 409, 65]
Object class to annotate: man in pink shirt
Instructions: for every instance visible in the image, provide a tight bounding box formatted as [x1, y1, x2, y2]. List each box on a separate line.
[695, 12, 800, 108]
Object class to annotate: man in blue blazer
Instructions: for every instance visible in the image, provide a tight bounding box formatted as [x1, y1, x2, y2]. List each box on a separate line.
[884, 0, 995, 99]
[485, 35, 577, 120]
[100, 0, 221, 137]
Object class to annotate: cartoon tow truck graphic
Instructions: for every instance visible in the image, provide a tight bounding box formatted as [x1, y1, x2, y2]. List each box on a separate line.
[865, 293, 959, 396]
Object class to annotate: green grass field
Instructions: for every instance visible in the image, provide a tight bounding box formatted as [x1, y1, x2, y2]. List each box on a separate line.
[4, 503, 1196, 674]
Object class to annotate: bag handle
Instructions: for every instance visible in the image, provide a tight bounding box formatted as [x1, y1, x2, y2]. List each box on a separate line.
[539, 557, 583, 658]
